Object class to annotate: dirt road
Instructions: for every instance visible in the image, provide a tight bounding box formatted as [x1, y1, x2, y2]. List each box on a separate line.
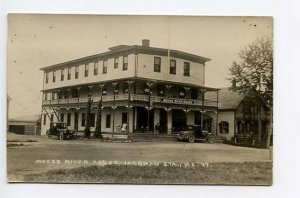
[7, 134, 272, 181]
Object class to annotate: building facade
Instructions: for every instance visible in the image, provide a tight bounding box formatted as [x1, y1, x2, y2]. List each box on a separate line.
[8, 114, 41, 135]
[40, 40, 219, 136]
[206, 88, 271, 141]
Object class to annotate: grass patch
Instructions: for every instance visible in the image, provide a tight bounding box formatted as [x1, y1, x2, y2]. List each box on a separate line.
[23, 161, 272, 185]
[7, 140, 38, 143]
[7, 143, 25, 147]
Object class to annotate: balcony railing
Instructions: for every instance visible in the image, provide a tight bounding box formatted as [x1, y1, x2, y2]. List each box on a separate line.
[43, 94, 220, 107]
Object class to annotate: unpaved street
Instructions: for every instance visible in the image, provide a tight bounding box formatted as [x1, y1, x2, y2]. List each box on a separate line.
[7, 134, 272, 181]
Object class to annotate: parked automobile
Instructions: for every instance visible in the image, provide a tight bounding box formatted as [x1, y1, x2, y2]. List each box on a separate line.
[46, 122, 75, 140]
[177, 125, 214, 143]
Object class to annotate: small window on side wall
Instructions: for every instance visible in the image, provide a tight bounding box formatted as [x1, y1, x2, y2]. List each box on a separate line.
[219, 121, 229, 134]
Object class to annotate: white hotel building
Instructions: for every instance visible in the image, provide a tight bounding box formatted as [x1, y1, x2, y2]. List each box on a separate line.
[40, 39, 219, 136]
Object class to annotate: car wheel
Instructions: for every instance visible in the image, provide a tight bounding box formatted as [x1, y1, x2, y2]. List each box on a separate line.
[188, 135, 195, 143]
[59, 132, 64, 140]
[46, 131, 51, 139]
[207, 135, 214, 144]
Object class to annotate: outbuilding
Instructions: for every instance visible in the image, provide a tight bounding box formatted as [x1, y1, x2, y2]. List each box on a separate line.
[8, 114, 41, 135]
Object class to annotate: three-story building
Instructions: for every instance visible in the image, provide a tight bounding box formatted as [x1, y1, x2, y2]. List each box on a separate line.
[40, 39, 219, 136]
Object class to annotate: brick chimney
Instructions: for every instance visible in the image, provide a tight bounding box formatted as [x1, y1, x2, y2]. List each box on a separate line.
[142, 39, 150, 47]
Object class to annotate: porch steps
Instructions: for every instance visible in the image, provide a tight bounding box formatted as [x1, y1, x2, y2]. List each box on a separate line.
[129, 133, 177, 142]
[212, 137, 224, 144]
[232, 137, 271, 148]
[129, 133, 225, 143]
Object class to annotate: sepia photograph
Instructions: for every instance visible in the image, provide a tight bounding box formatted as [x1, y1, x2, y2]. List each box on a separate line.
[7, 14, 273, 185]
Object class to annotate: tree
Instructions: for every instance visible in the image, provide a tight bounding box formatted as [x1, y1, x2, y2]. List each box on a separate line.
[94, 99, 103, 139]
[228, 37, 273, 147]
[84, 95, 93, 138]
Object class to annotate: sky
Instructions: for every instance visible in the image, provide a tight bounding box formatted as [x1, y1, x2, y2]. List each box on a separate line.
[7, 14, 272, 118]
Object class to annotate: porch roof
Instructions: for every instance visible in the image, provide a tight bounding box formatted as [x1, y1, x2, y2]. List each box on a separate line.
[41, 76, 220, 92]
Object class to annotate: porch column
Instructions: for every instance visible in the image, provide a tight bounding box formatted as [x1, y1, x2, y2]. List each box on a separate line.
[134, 107, 138, 132]
[126, 80, 133, 133]
[167, 109, 172, 134]
[98, 84, 104, 134]
[200, 89, 206, 132]
[76, 87, 81, 103]
[216, 90, 219, 136]
[153, 108, 160, 134]
[146, 82, 153, 133]
[112, 82, 118, 137]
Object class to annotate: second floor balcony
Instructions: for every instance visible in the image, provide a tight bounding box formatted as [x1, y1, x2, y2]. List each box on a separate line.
[42, 93, 220, 108]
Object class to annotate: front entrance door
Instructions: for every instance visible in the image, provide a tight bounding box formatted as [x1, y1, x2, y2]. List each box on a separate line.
[172, 109, 187, 133]
[122, 112, 128, 124]
[159, 109, 167, 134]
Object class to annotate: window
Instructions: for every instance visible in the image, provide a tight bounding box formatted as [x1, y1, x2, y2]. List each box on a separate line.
[219, 121, 229, 134]
[114, 57, 119, 69]
[122, 113, 128, 124]
[123, 83, 129, 94]
[64, 90, 69, 99]
[67, 68, 71, 80]
[61, 69, 64, 81]
[184, 62, 190, 76]
[45, 72, 49, 83]
[94, 62, 98, 75]
[179, 88, 185, 98]
[53, 71, 56, 82]
[44, 93, 48, 100]
[60, 113, 64, 122]
[106, 114, 111, 128]
[67, 113, 71, 126]
[72, 89, 79, 98]
[123, 56, 128, 70]
[103, 60, 107, 74]
[114, 83, 119, 94]
[170, 59, 176, 74]
[102, 87, 107, 95]
[75, 66, 79, 79]
[81, 113, 86, 127]
[43, 114, 46, 125]
[50, 114, 54, 122]
[157, 85, 165, 96]
[84, 64, 89, 77]
[90, 113, 95, 127]
[58, 92, 63, 99]
[154, 57, 161, 72]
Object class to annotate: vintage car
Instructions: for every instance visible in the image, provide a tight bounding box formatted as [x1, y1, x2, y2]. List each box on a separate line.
[46, 122, 75, 140]
[177, 125, 214, 143]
